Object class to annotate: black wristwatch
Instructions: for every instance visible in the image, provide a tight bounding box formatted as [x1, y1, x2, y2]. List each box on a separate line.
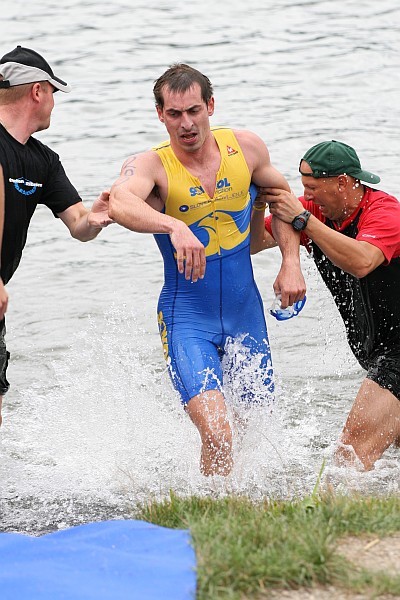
[291, 210, 311, 231]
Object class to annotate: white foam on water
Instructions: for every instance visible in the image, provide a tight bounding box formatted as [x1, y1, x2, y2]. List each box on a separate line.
[2, 304, 397, 533]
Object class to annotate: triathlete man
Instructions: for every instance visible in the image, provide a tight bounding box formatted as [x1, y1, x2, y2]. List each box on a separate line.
[109, 64, 305, 476]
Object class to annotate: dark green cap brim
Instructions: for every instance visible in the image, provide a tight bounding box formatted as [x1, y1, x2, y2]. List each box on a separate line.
[347, 169, 380, 184]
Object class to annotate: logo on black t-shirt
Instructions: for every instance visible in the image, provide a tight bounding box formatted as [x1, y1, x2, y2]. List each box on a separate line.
[9, 177, 43, 196]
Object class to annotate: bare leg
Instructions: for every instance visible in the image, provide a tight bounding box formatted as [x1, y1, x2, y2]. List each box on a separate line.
[186, 390, 233, 476]
[335, 378, 400, 470]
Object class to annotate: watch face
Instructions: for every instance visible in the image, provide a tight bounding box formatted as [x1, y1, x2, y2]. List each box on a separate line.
[293, 216, 305, 231]
[292, 211, 310, 231]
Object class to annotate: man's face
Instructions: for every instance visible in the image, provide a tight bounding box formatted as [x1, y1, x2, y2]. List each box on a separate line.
[300, 160, 344, 221]
[156, 82, 214, 153]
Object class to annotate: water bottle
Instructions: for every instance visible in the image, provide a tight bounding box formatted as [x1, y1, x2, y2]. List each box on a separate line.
[269, 294, 307, 321]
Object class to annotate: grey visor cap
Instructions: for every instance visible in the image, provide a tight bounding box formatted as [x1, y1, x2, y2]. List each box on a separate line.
[0, 61, 71, 92]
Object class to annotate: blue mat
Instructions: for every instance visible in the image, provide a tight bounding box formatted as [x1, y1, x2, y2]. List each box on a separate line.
[0, 519, 196, 599]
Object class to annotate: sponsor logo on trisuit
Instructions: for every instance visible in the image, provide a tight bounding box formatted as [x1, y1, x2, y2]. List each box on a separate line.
[226, 145, 238, 156]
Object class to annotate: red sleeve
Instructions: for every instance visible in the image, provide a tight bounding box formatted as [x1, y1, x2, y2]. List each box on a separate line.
[264, 213, 273, 236]
[356, 190, 400, 263]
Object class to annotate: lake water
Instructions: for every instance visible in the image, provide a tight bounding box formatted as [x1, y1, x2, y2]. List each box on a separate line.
[0, 0, 399, 534]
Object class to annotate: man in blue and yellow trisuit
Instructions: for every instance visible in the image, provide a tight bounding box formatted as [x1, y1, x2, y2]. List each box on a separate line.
[110, 64, 305, 476]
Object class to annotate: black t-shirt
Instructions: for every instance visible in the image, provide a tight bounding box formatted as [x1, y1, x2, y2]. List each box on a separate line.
[0, 124, 82, 284]
[311, 211, 400, 369]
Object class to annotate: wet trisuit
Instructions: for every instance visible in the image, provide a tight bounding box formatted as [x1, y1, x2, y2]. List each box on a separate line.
[265, 187, 400, 400]
[153, 127, 273, 405]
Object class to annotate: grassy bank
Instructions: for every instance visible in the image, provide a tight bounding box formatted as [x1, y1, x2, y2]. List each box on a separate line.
[136, 491, 400, 599]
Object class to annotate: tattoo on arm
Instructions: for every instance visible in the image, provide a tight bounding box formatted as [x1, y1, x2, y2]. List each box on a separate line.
[113, 156, 138, 186]
[122, 156, 137, 177]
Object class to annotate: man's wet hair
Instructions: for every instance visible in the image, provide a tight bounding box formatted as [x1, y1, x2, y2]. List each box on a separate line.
[153, 63, 213, 108]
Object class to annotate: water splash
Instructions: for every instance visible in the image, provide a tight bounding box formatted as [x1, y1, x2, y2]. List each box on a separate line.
[0, 305, 398, 533]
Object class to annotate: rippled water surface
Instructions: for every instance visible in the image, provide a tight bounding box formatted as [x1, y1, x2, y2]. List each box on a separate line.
[1, 0, 399, 533]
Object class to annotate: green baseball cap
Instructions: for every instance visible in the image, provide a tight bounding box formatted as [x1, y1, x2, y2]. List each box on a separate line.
[300, 140, 380, 184]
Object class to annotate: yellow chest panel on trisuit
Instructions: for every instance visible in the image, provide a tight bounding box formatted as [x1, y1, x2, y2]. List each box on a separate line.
[153, 127, 252, 257]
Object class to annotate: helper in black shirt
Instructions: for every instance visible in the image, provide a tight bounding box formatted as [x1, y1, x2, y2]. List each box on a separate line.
[0, 45, 112, 426]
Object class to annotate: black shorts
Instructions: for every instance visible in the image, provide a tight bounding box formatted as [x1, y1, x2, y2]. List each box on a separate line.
[366, 352, 400, 401]
[0, 319, 10, 395]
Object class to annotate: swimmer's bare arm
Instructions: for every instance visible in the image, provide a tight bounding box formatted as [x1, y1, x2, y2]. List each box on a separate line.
[236, 130, 306, 307]
[250, 210, 277, 253]
[0, 165, 9, 320]
[250, 187, 278, 253]
[109, 152, 206, 282]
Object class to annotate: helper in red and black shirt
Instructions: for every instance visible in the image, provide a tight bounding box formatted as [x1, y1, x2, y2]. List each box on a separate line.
[250, 140, 400, 472]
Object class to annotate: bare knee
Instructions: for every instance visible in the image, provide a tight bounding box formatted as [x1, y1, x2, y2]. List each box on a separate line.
[336, 379, 400, 470]
[202, 419, 232, 454]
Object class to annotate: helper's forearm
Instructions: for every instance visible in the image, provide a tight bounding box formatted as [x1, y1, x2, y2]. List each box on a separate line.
[305, 215, 383, 277]
[70, 212, 103, 241]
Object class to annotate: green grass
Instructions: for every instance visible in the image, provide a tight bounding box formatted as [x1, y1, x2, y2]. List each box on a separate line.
[135, 491, 400, 599]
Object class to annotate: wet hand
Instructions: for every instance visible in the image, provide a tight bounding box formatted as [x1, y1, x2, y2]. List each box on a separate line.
[273, 262, 306, 308]
[89, 190, 115, 228]
[260, 188, 304, 223]
[170, 224, 206, 282]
